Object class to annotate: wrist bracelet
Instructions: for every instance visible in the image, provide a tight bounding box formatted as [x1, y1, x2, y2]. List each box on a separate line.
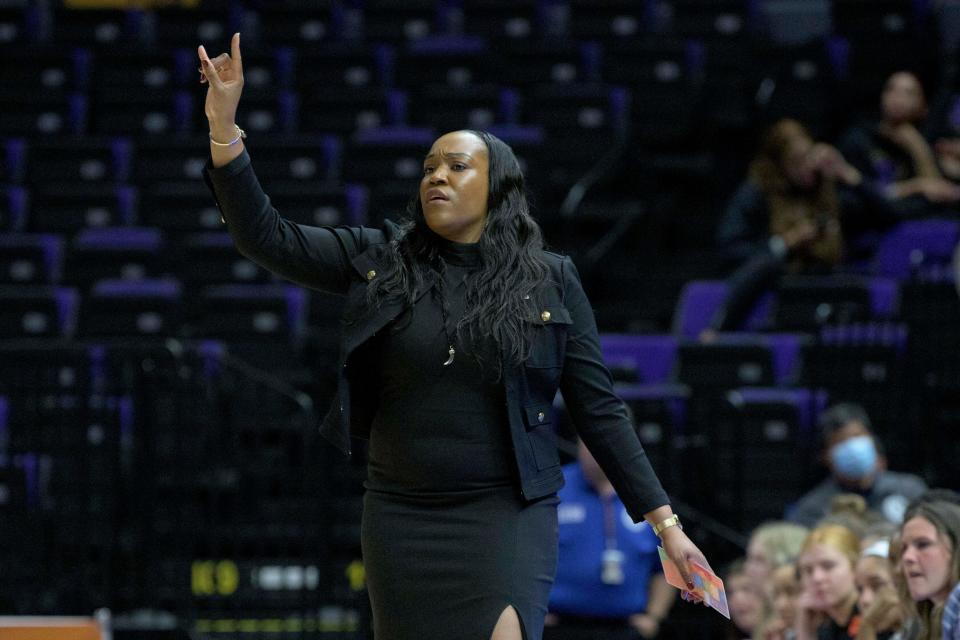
[652, 514, 681, 537]
[209, 125, 246, 146]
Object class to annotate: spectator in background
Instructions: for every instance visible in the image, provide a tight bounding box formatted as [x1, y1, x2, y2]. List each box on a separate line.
[725, 560, 766, 639]
[545, 440, 676, 640]
[794, 524, 862, 640]
[788, 403, 927, 528]
[897, 492, 960, 640]
[746, 521, 810, 587]
[854, 538, 907, 640]
[756, 563, 804, 640]
[708, 119, 899, 334]
[839, 71, 960, 213]
[818, 494, 886, 541]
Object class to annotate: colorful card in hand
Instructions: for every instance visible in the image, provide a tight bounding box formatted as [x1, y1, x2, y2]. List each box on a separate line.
[658, 546, 730, 619]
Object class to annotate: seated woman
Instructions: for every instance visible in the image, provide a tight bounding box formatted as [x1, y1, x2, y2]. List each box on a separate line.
[897, 492, 960, 640]
[755, 563, 804, 640]
[709, 119, 899, 333]
[794, 523, 862, 640]
[854, 538, 906, 640]
[840, 70, 960, 213]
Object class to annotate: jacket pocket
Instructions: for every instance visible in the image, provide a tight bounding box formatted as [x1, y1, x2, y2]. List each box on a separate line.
[523, 403, 560, 470]
[524, 304, 573, 369]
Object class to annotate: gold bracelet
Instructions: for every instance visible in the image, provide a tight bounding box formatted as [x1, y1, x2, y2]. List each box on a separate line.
[652, 514, 681, 537]
[209, 125, 246, 146]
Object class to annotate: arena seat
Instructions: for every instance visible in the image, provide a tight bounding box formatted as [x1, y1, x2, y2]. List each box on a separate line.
[0, 234, 64, 285]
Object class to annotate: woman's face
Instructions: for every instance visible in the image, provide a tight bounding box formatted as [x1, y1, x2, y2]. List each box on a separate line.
[728, 572, 764, 634]
[781, 136, 816, 189]
[745, 536, 773, 585]
[798, 543, 856, 611]
[900, 516, 954, 605]
[771, 566, 801, 628]
[855, 555, 895, 615]
[420, 131, 490, 243]
[881, 72, 926, 124]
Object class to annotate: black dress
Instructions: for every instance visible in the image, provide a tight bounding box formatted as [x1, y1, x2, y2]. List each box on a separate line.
[361, 238, 559, 640]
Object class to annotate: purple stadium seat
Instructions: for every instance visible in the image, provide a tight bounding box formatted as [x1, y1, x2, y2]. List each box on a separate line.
[0, 234, 64, 284]
[197, 340, 227, 381]
[266, 183, 369, 228]
[0, 187, 27, 232]
[0, 285, 79, 338]
[82, 278, 182, 336]
[716, 385, 829, 528]
[600, 333, 678, 384]
[68, 227, 166, 286]
[26, 137, 132, 184]
[765, 333, 806, 384]
[873, 220, 960, 278]
[727, 387, 829, 437]
[352, 126, 436, 146]
[0, 395, 7, 460]
[197, 284, 308, 342]
[178, 232, 269, 286]
[617, 383, 689, 433]
[681, 333, 809, 386]
[672, 280, 774, 338]
[867, 277, 899, 318]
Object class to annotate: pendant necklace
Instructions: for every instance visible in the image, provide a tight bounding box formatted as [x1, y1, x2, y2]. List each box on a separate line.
[436, 267, 456, 366]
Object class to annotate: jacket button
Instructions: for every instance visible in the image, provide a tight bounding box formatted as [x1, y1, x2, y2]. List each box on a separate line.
[537, 411, 545, 422]
[541, 310, 551, 322]
[366, 269, 376, 280]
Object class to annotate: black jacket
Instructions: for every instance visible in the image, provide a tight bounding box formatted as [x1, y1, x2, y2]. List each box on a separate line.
[204, 150, 669, 520]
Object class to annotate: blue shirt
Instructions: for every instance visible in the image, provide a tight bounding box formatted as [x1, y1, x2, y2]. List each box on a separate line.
[943, 581, 960, 640]
[549, 463, 662, 618]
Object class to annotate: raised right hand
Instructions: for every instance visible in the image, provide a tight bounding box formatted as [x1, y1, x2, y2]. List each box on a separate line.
[198, 33, 244, 136]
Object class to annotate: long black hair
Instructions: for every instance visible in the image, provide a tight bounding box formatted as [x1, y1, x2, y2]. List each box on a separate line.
[364, 130, 549, 371]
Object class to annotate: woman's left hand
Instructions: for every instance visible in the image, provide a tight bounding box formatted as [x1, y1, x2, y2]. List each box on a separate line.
[659, 525, 712, 604]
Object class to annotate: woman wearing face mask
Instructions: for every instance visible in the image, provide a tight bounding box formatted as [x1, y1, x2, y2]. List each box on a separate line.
[789, 404, 927, 528]
[197, 34, 712, 640]
[897, 494, 960, 640]
[794, 524, 862, 640]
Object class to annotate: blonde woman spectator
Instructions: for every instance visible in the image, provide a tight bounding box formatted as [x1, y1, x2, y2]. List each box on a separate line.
[795, 524, 862, 640]
[747, 522, 810, 586]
